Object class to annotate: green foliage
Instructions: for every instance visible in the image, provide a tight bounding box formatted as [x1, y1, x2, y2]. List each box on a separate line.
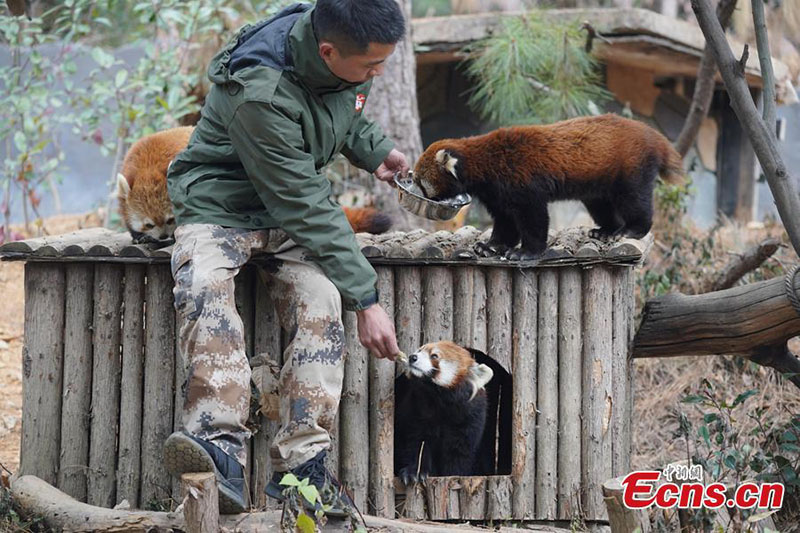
[672, 380, 800, 528]
[463, 10, 611, 126]
[0, 485, 51, 533]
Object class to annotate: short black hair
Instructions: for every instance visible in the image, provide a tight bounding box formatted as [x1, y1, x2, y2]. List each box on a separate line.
[312, 0, 406, 55]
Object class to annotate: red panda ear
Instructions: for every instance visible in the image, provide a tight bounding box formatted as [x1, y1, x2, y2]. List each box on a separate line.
[116, 173, 130, 200]
[434, 149, 459, 180]
[467, 363, 493, 400]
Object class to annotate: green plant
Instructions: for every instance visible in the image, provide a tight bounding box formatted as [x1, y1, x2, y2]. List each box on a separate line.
[463, 10, 611, 126]
[277, 473, 365, 533]
[0, 485, 51, 533]
[671, 380, 800, 530]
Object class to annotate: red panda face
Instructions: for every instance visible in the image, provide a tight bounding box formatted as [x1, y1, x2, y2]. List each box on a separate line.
[116, 173, 176, 242]
[407, 341, 494, 398]
[413, 142, 462, 201]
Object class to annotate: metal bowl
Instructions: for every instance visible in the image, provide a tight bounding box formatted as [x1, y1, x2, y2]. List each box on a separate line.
[394, 172, 471, 221]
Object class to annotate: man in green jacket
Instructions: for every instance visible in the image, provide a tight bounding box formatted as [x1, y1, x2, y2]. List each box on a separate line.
[162, 0, 407, 516]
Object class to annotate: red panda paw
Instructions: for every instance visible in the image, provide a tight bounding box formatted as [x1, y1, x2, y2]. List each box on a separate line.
[474, 241, 508, 258]
[505, 248, 542, 262]
[399, 465, 428, 486]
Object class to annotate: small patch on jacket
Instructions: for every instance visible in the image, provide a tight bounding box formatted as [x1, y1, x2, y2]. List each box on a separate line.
[355, 93, 366, 113]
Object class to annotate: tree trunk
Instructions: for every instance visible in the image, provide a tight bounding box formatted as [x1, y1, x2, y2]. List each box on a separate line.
[691, 0, 800, 256]
[364, 0, 424, 230]
[633, 274, 800, 358]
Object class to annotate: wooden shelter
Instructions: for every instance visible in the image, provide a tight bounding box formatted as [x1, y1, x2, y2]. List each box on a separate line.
[1, 227, 652, 525]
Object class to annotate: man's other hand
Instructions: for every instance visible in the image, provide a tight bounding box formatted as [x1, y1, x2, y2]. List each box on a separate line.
[374, 148, 409, 185]
[356, 303, 400, 360]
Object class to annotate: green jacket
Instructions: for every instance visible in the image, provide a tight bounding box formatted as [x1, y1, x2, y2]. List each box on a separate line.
[167, 3, 394, 311]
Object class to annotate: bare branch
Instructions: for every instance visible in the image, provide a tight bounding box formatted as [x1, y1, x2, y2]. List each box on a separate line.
[674, 0, 737, 158]
[749, 343, 800, 389]
[703, 238, 782, 293]
[691, 0, 800, 257]
[751, 0, 777, 131]
[738, 43, 750, 75]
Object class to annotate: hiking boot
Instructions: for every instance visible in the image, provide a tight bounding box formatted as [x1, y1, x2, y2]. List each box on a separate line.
[264, 450, 355, 518]
[163, 431, 247, 514]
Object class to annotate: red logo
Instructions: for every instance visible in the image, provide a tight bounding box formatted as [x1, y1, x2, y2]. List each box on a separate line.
[355, 93, 366, 113]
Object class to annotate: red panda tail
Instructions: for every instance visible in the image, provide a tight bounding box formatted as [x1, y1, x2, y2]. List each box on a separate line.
[342, 206, 392, 234]
[659, 144, 686, 185]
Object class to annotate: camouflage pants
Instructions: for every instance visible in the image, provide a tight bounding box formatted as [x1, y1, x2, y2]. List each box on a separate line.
[171, 223, 345, 471]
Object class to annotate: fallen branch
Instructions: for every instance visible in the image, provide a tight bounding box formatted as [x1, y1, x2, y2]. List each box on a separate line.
[634, 273, 800, 358]
[749, 343, 800, 389]
[9, 475, 571, 533]
[703, 238, 781, 293]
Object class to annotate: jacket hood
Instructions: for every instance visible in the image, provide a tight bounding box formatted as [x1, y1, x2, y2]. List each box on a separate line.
[207, 3, 360, 93]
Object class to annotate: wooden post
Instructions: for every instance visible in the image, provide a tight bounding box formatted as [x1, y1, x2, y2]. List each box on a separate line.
[395, 266, 422, 354]
[140, 265, 176, 508]
[87, 264, 124, 508]
[340, 310, 369, 511]
[233, 267, 255, 508]
[58, 264, 94, 502]
[558, 268, 583, 520]
[487, 269, 512, 373]
[602, 477, 651, 533]
[511, 269, 537, 520]
[471, 268, 488, 352]
[20, 263, 65, 486]
[486, 476, 513, 520]
[459, 477, 487, 520]
[252, 269, 283, 508]
[422, 266, 454, 343]
[117, 264, 145, 508]
[536, 269, 558, 520]
[453, 267, 475, 347]
[369, 267, 396, 518]
[582, 267, 613, 521]
[181, 472, 220, 533]
[611, 268, 633, 476]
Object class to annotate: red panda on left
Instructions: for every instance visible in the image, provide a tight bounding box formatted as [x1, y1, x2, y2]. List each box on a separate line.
[394, 341, 494, 484]
[117, 127, 392, 244]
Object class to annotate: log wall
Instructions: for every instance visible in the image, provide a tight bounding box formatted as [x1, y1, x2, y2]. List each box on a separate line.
[13, 236, 636, 523]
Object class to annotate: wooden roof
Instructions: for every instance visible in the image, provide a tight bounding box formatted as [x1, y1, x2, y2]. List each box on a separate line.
[0, 227, 652, 268]
[411, 7, 793, 100]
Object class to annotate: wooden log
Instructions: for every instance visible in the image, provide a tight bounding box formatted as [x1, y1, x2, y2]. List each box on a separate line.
[458, 476, 487, 520]
[557, 268, 583, 520]
[172, 305, 187, 505]
[485, 476, 513, 520]
[181, 473, 219, 533]
[602, 477, 651, 533]
[58, 264, 94, 502]
[251, 269, 283, 508]
[424, 477, 451, 521]
[705, 238, 781, 292]
[401, 480, 427, 520]
[369, 267, 396, 518]
[395, 266, 422, 355]
[86, 232, 138, 257]
[340, 310, 369, 511]
[582, 267, 613, 521]
[20, 263, 65, 486]
[611, 268, 634, 477]
[471, 268, 488, 352]
[536, 269, 558, 520]
[11, 475, 574, 533]
[116, 265, 145, 508]
[233, 267, 255, 507]
[511, 269, 537, 520]
[422, 267, 454, 342]
[140, 265, 176, 508]
[453, 267, 475, 347]
[487, 269, 512, 372]
[87, 264, 124, 508]
[633, 274, 800, 358]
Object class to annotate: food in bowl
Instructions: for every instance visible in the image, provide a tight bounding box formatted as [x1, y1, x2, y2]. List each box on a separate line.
[394, 172, 471, 221]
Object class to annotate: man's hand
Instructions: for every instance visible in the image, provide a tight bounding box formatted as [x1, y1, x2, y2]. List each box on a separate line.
[374, 148, 409, 185]
[356, 303, 400, 360]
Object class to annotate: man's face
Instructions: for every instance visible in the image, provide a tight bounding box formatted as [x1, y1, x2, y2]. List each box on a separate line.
[319, 41, 396, 84]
